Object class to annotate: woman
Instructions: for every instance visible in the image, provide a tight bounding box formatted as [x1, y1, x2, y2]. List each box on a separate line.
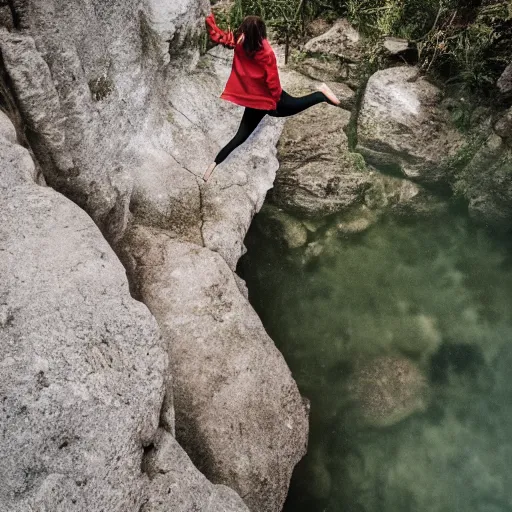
[203, 13, 341, 182]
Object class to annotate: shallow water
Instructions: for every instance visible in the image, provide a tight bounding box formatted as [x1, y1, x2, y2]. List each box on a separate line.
[238, 209, 512, 512]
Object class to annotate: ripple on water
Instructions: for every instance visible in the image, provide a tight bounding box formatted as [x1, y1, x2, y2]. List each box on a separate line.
[238, 212, 512, 512]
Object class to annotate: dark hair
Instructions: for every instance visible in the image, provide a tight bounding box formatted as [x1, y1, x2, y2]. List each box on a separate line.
[235, 16, 267, 55]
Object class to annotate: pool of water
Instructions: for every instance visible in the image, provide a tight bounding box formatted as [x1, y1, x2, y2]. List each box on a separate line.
[238, 209, 512, 512]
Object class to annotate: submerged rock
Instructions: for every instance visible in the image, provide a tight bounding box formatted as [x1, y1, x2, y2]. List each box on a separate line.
[393, 315, 443, 363]
[357, 66, 465, 184]
[0, 114, 165, 511]
[349, 358, 512, 512]
[326, 205, 378, 236]
[256, 204, 309, 249]
[345, 356, 430, 428]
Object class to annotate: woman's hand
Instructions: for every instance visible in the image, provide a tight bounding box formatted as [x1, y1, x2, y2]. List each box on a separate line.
[205, 13, 235, 49]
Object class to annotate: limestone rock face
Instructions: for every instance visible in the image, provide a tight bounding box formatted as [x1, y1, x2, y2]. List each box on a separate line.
[1, 107, 249, 512]
[0, 114, 167, 511]
[357, 67, 465, 184]
[122, 227, 309, 512]
[348, 343, 512, 512]
[1, 2, 309, 509]
[143, 430, 249, 512]
[0, 0, 209, 241]
[346, 356, 430, 428]
[271, 102, 371, 218]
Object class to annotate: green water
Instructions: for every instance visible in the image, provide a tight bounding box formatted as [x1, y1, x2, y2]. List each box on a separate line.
[238, 209, 512, 512]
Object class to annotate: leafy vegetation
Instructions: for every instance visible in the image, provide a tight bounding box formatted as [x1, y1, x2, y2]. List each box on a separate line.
[220, 0, 512, 97]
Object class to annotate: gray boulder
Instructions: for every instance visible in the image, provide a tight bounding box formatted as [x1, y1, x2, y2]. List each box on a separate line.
[0, 114, 164, 511]
[144, 430, 249, 512]
[357, 67, 465, 184]
[295, 19, 364, 87]
[345, 356, 430, 428]
[2, 1, 310, 508]
[0, 110, 249, 512]
[383, 37, 410, 55]
[497, 63, 512, 94]
[304, 18, 362, 62]
[494, 107, 512, 139]
[272, 100, 371, 218]
[455, 133, 512, 227]
[122, 227, 309, 512]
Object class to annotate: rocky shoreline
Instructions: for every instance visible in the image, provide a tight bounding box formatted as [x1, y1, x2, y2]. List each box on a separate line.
[264, 17, 511, 256]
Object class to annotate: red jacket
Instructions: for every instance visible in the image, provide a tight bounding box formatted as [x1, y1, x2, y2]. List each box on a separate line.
[206, 14, 283, 111]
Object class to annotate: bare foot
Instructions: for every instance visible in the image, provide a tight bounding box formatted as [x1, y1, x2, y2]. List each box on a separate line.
[203, 162, 217, 182]
[317, 83, 341, 106]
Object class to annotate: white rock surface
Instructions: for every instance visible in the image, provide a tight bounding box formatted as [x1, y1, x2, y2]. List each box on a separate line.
[357, 67, 465, 184]
[0, 114, 163, 510]
[1, 2, 309, 509]
[0, 108, 249, 512]
[383, 37, 409, 55]
[122, 227, 309, 512]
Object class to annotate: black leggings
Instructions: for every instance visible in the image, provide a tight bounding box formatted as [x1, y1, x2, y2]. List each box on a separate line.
[214, 90, 327, 165]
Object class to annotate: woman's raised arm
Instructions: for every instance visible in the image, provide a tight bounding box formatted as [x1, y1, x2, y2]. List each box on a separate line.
[205, 14, 235, 49]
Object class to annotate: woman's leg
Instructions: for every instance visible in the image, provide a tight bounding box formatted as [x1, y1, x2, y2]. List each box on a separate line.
[270, 86, 339, 119]
[214, 107, 268, 165]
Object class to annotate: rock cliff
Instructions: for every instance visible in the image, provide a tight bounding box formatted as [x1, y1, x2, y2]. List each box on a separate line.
[0, 2, 308, 511]
[0, 110, 249, 512]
